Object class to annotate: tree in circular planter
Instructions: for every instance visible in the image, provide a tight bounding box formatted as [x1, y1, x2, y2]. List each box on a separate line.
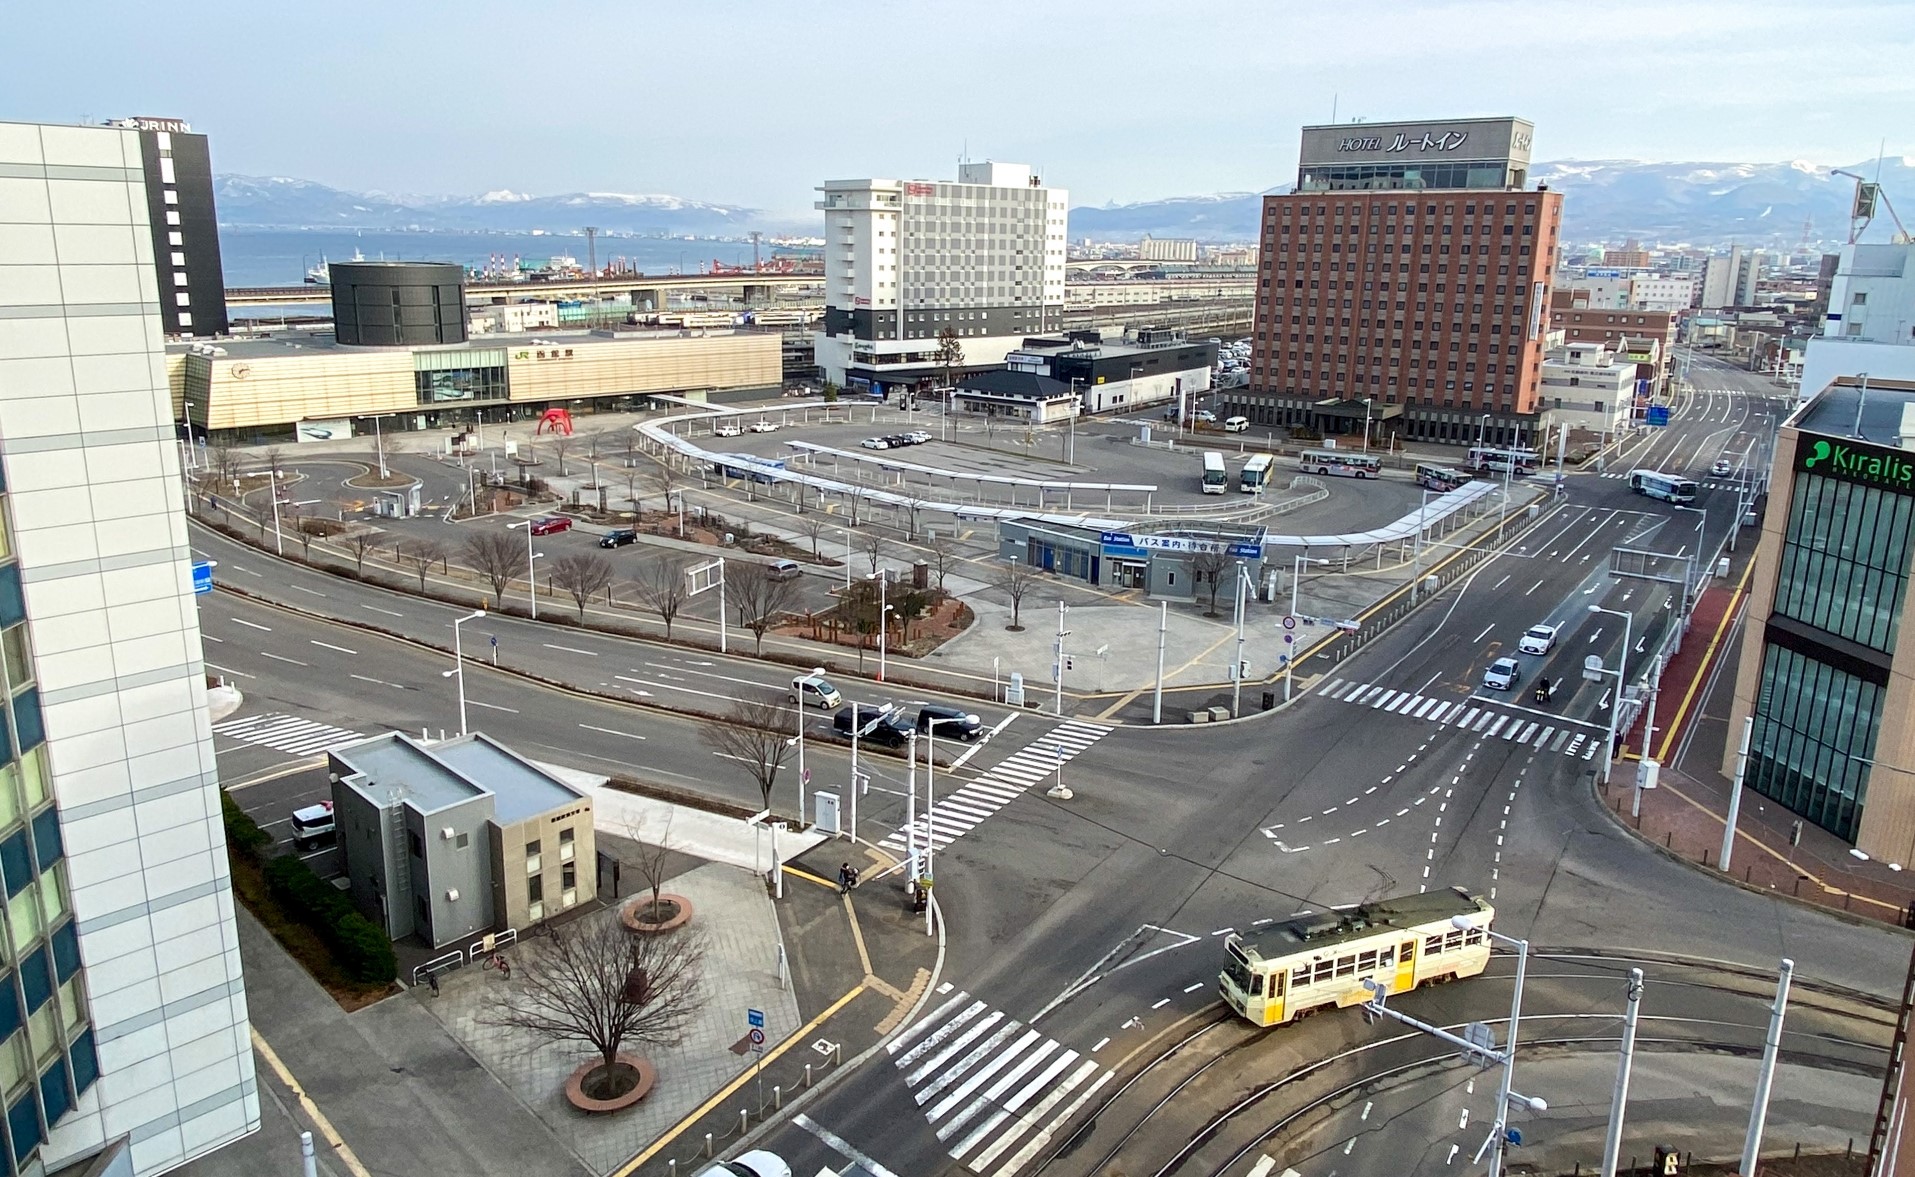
[482, 916, 704, 1111]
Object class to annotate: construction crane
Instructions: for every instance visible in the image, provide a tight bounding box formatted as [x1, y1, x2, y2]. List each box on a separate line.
[1833, 169, 1911, 244]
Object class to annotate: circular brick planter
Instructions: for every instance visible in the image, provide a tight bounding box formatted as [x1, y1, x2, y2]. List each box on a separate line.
[622, 893, 693, 934]
[563, 1054, 655, 1113]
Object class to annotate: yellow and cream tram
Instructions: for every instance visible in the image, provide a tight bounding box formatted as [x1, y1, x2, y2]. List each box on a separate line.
[1220, 888, 1494, 1027]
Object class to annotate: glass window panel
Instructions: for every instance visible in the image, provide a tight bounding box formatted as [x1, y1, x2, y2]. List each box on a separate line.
[0, 981, 14, 1042]
[6, 889, 38, 962]
[7, 1089, 38, 1162]
[48, 925, 75, 985]
[19, 951, 47, 1016]
[69, 1029, 97, 1096]
[37, 1056, 65, 1124]
[17, 749, 44, 811]
[0, 1033, 23, 1101]
[34, 867, 61, 929]
[55, 980, 78, 1039]
[29, 810, 58, 873]
[0, 568, 21, 631]
[11, 691, 42, 755]
[0, 836, 26, 899]
[0, 766, 17, 835]
[0, 626, 24, 691]
[26, 1006, 53, 1066]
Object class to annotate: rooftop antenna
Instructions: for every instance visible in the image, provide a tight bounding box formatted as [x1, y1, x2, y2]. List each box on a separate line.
[1331, 93, 1338, 124]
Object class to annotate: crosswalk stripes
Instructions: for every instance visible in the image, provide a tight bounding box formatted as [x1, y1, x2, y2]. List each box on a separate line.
[889, 989, 1112, 1175]
[1314, 680, 1608, 763]
[211, 712, 368, 756]
[879, 721, 1112, 856]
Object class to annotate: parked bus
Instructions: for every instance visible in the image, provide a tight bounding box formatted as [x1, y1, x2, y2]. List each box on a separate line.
[1414, 462, 1473, 492]
[1240, 453, 1275, 493]
[1201, 451, 1228, 494]
[1220, 888, 1494, 1028]
[1466, 447, 1542, 476]
[712, 454, 787, 484]
[1628, 469, 1699, 504]
[1298, 449, 1382, 479]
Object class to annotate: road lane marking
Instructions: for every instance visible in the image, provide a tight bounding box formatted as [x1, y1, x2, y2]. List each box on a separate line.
[290, 584, 326, 597]
[578, 723, 646, 741]
[259, 652, 308, 666]
[543, 643, 599, 656]
[232, 618, 271, 631]
[205, 663, 254, 679]
[349, 674, 404, 689]
[360, 604, 403, 617]
[468, 700, 518, 713]
[309, 640, 357, 655]
[202, 634, 224, 643]
[1473, 623, 1494, 642]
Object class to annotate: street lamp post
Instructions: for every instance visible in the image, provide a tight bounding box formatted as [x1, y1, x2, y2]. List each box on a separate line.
[1476, 412, 1492, 449]
[1482, 922, 1536, 1177]
[1054, 601, 1072, 717]
[507, 521, 546, 619]
[844, 703, 894, 845]
[867, 571, 890, 682]
[1232, 562, 1249, 717]
[444, 609, 486, 735]
[1362, 397, 1374, 452]
[1285, 556, 1328, 702]
[1589, 604, 1635, 787]
[793, 667, 822, 824]
[372, 413, 391, 480]
[922, 714, 966, 936]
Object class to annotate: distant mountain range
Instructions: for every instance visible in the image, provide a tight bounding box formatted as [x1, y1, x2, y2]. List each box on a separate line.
[213, 175, 763, 237]
[216, 157, 1915, 246]
[1067, 157, 1915, 248]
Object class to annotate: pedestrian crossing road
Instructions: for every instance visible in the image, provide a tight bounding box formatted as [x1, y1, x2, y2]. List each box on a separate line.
[879, 721, 1110, 857]
[212, 712, 369, 757]
[1594, 471, 1743, 490]
[1315, 678, 1605, 761]
[889, 987, 1112, 1176]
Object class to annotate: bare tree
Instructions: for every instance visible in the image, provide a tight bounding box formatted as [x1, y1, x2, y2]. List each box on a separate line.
[206, 442, 242, 493]
[630, 815, 677, 925]
[635, 556, 690, 639]
[798, 518, 827, 559]
[550, 553, 615, 621]
[656, 464, 683, 536]
[925, 533, 957, 594]
[481, 916, 703, 1099]
[1191, 550, 1231, 618]
[933, 327, 965, 394]
[464, 531, 521, 608]
[549, 433, 574, 477]
[405, 539, 448, 592]
[724, 562, 801, 654]
[996, 558, 1035, 631]
[290, 508, 316, 557]
[344, 529, 379, 576]
[860, 530, 888, 577]
[624, 468, 644, 515]
[699, 693, 794, 812]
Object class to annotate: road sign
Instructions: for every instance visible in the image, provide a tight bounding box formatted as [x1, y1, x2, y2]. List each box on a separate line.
[1646, 405, 1671, 427]
[1281, 615, 1297, 631]
[191, 561, 215, 596]
[490, 634, 498, 647]
[1582, 654, 1607, 683]
[748, 1027, 765, 1046]
[747, 1008, 765, 1029]
[801, 767, 811, 785]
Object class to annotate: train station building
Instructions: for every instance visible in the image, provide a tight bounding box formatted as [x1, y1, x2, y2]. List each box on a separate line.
[1724, 374, 1915, 861]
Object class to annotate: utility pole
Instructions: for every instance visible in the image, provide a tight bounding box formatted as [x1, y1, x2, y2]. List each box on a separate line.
[1232, 563, 1248, 717]
[1741, 959, 1795, 1177]
[1152, 600, 1168, 724]
[1599, 968, 1645, 1177]
[1054, 601, 1072, 717]
[1720, 717, 1754, 872]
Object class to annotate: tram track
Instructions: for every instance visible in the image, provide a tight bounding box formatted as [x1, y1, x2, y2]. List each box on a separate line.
[1024, 946, 1895, 1177]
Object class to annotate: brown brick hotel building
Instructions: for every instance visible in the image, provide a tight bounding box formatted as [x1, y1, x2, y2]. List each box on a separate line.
[1224, 117, 1564, 449]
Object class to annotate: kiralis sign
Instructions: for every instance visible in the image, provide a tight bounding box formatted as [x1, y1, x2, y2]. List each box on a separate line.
[1798, 435, 1915, 495]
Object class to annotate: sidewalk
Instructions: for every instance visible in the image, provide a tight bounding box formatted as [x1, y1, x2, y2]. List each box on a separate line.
[1598, 561, 1915, 927]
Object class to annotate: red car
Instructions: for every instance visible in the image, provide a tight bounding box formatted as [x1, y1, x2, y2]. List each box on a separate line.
[528, 516, 572, 536]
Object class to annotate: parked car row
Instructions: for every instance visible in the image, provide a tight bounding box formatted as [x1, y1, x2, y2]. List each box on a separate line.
[860, 431, 932, 450]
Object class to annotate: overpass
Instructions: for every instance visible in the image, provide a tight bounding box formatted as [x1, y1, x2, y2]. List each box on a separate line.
[223, 270, 824, 309]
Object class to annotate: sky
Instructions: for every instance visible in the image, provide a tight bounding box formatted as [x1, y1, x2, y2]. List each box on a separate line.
[5, 0, 1913, 217]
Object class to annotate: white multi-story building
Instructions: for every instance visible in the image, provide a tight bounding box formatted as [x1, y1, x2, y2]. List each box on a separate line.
[1701, 247, 1742, 309]
[0, 121, 255, 1175]
[1629, 274, 1699, 311]
[1137, 235, 1198, 263]
[1800, 241, 1915, 399]
[1539, 340, 1635, 434]
[813, 161, 1067, 393]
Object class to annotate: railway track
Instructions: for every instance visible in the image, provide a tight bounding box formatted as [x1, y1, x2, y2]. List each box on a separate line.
[1027, 947, 1894, 1177]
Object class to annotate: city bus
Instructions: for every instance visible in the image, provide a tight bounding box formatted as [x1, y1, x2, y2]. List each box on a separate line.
[1298, 449, 1382, 479]
[1219, 888, 1494, 1028]
[1413, 462, 1473, 492]
[712, 454, 787, 483]
[1629, 469, 1699, 504]
[1201, 451, 1228, 494]
[1240, 453, 1275, 493]
[1466, 447, 1543, 476]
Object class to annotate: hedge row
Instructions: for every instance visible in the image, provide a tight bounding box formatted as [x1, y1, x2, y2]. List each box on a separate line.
[262, 855, 396, 985]
[220, 792, 271, 858]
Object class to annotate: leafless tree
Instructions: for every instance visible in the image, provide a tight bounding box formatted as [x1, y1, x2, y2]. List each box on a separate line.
[724, 562, 801, 654]
[798, 518, 827, 559]
[481, 915, 704, 1098]
[699, 693, 794, 812]
[1191, 550, 1231, 618]
[464, 531, 521, 608]
[405, 539, 449, 591]
[630, 815, 678, 925]
[343, 529, 380, 576]
[996, 558, 1035, 631]
[550, 553, 615, 621]
[656, 464, 683, 535]
[933, 326, 965, 392]
[635, 556, 690, 640]
[289, 507, 316, 557]
[206, 442, 242, 492]
[548, 434, 575, 477]
[925, 533, 957, 594]
[860, 530, 888, 577]
[624, 468, 644, 515]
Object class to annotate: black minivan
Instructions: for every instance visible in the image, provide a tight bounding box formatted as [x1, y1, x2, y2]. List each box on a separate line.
[914, 703, 983, 740]
[833, 704, 914, 747]
[599, 528, 638, 548]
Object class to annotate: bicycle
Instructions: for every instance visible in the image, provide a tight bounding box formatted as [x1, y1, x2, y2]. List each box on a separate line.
[481, 952, 512, 979]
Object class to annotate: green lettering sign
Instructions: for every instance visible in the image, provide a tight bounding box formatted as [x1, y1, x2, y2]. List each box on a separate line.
[1798, 435, 1915, 494]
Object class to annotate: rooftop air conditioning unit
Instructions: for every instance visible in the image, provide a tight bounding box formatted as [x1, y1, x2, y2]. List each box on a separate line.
[440, 827, 456, 840]
[445, 889, 460, 902]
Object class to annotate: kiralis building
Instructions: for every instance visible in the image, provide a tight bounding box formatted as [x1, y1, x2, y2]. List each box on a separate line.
[813, 162, 1068, 397]
[1223, 117, 1564, 450]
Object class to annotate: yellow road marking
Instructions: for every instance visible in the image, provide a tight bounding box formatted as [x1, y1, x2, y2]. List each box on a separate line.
[1652, 559, 1756, 762]
[251, 1028, 376, 1177]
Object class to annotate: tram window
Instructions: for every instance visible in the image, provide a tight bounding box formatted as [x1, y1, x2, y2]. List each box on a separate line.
[1251, 973, 1263, 996]
[1465, 929, 1484, 946]
[1425, 935, 1444, 955]
[1335, 956, 1357, 977]
[1273, 973, 1286, 997]
[1313, 960, 1335, 984]
[1380, 948, 1394, 967]
[1293, 966, 1311, 987]
[1358, 950, 1379, 971]
[1445, 931, 1466, 952]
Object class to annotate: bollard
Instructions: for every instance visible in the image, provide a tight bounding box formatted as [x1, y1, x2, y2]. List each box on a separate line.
[804, 1063, 812, 1087]
[835, 1042, 843, 1065]
[669, 1162, 677, 1177]
[739, 1109, 748, 1135]
[774, 1084, 782, 1110]
[705, 1132, 714, 1158]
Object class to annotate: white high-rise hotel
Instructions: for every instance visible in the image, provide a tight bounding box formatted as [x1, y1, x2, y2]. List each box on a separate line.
[0, 122, 255, 1174]
[814, 161, 1067, 393]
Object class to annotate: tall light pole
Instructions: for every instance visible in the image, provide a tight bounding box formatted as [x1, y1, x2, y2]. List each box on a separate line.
[1589, 604, 1634, 786]
[445, 609, 486, 735]
[867, 571, 890, 682]
[922, 715, 966, 936]
[1362, 396, 1374, 452]
[1741, 959, 1796, 1177]
[1480, 920, 1537, 1177]
[844, 702, 894, 845]
[1232, 562, 1249, 717]
[1286, 556, 1327, 702]
[372, 413, 391, 479]
[1152, 600, 1168, 724]
[1599, 968, 1646, 1177]
[792, 669, 822, 825]
[507, 521, 545, 619]
[1066, 378, 1081, 465]
[1054, 601, 1072, 717]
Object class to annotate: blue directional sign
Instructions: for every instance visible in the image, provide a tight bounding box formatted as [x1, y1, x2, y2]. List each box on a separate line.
[191, 561, 215, 596]
[747, 1008, 765, 1029]
[1645, 405, 1671, 427]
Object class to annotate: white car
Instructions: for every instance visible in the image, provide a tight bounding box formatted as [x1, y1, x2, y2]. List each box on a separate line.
[1483, 657, 1521, 691]
[748, 420, 779, 433]
[904, 430, 932, 444]
[1518, 624, 1557, 656]
[695, 1153, 791, 1177]
[713, 423, 744, 438]
[1711, 459, 1732, 477]
[860, 437, 891, 450]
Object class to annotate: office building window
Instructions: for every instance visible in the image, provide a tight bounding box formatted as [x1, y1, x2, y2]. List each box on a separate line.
[1747, 643, 1880, 840]
[1773, 471, 1915, 652]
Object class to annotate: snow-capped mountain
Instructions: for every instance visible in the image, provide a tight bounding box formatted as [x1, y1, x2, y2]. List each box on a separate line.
[213, 175, 767, 235]
[1064, 157, 1915, 247]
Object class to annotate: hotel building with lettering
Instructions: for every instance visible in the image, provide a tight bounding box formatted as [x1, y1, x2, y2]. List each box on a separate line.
[1221, 117, 1564, 449]
[813, 162, 1069, 395]
[1723, 373, 1915, 860]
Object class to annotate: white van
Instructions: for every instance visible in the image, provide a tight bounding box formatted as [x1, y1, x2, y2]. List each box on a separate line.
[1222, 416, 1250, 433]
[789, 674, 842, 710]
[290, 801, 335, 849]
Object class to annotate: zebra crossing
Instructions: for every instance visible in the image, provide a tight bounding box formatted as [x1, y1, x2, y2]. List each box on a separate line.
[890, 988, 1112, 1176]
[1314, 678, 1603, 761]
[879, 721, 1109, 857]
[1596, 471, 1741, 490]
[211, 712, 369, 756]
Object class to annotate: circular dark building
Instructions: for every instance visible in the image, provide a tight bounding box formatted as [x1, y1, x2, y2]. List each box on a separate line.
[329, 261, 467, 347]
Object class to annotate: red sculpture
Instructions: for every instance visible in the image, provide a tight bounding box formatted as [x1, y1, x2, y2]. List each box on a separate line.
[535, 407, 575, 436]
